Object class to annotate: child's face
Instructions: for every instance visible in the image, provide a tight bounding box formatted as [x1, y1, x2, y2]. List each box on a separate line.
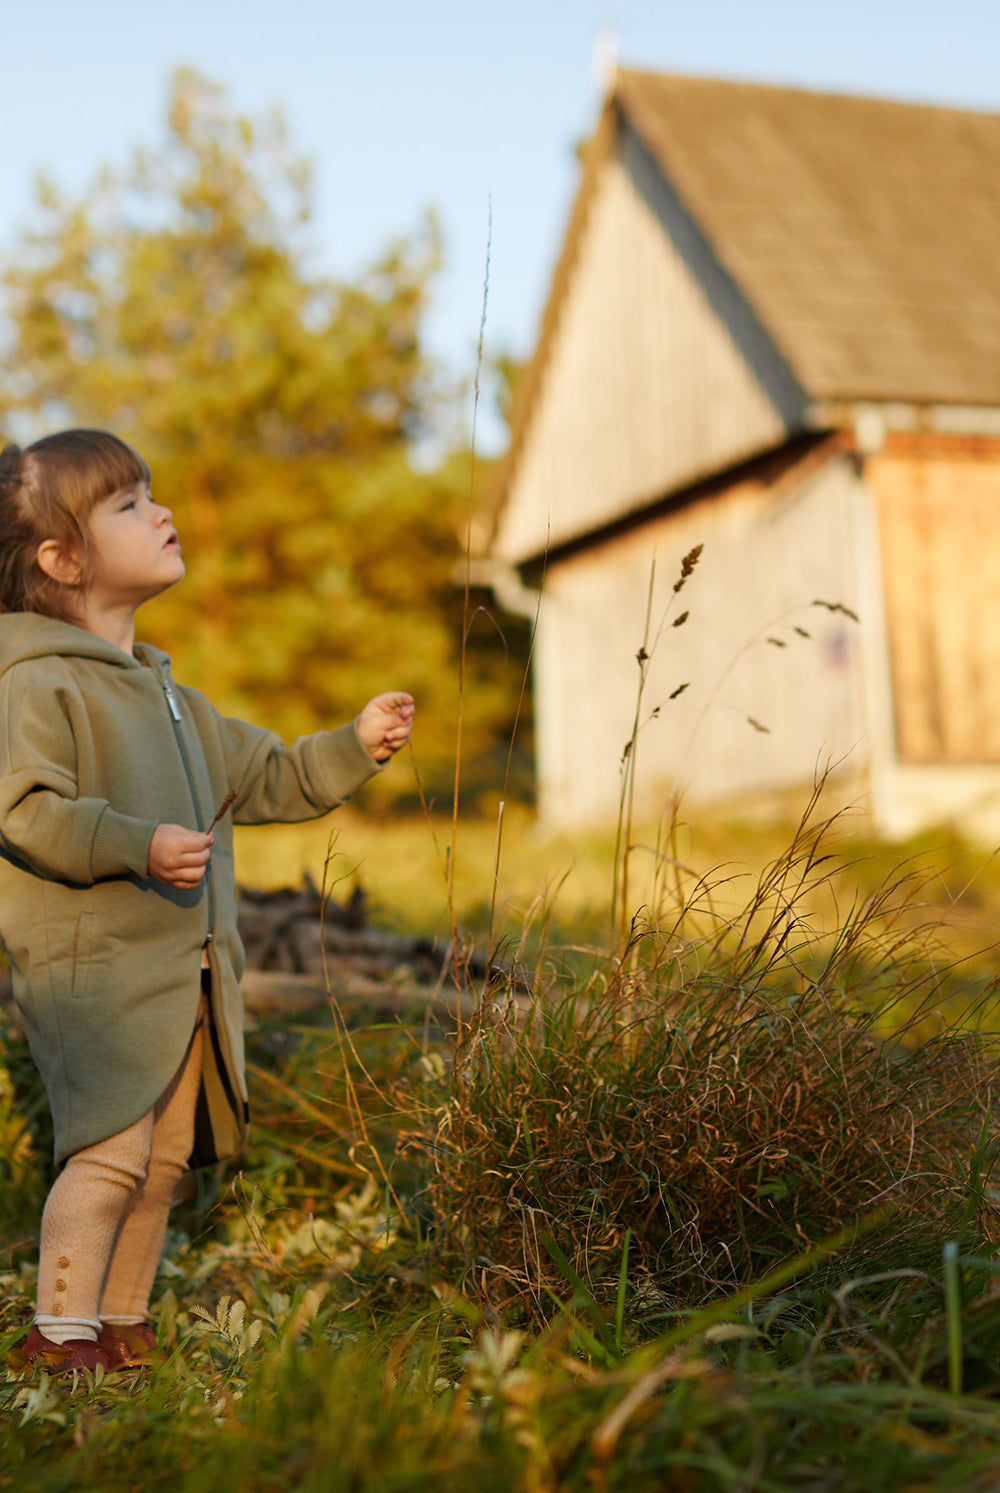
[84, 482, 185, 613]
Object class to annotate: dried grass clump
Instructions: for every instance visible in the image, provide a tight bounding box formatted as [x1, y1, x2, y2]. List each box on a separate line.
[427, 804, 1000, 1317]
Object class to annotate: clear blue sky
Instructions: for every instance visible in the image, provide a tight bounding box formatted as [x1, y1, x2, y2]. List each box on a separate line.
[2, 0, 997, 452]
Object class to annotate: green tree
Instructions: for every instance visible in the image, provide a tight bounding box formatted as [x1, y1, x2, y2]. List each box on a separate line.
[0, 69, 529, 802]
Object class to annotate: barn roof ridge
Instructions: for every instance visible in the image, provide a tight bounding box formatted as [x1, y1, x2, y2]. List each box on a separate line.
[616, 65, 1000, 122]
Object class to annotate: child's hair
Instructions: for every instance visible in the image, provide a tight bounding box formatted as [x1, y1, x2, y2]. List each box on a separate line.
[0, 429, 150, 621]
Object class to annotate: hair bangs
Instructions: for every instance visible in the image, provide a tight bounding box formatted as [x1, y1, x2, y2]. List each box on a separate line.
[26, 429, 151, 524]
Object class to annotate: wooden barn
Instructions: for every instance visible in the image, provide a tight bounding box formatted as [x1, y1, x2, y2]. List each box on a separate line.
[486, 69, 1000, 838]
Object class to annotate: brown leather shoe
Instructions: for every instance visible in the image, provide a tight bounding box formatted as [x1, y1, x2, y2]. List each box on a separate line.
[6, 1325, 111, 1376]
[98, 1321, 159, 1370]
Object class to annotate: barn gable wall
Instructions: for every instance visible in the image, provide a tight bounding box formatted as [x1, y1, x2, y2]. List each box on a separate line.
[494, 121, 809, 567]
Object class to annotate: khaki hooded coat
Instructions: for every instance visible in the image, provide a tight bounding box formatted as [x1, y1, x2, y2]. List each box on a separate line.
[0, 614, 383, 1166]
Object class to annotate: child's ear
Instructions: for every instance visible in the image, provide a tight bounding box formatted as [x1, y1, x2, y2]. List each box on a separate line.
[36, 539, 83, 588]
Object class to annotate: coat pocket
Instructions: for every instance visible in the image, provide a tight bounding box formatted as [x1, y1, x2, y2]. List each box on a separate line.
[71, 910, 96, 1000]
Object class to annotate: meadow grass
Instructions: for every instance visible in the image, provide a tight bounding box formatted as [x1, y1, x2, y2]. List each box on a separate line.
[3, 792, 1000, 1489]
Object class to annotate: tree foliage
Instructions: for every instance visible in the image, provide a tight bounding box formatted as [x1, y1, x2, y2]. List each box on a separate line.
[0, 69, 529, 803]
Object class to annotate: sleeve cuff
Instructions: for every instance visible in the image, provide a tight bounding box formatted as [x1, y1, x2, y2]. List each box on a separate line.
[303, 721, 387, 807]
[90, 806, 158, 880]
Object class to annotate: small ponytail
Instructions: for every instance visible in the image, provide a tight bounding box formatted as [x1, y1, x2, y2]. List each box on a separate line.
[0, 440, 25, 496]
[0, 440, 50, 616]
[0, 429, 149, 620]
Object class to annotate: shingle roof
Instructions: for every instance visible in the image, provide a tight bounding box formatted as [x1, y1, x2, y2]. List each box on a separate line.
[616, 70, 1000, 406]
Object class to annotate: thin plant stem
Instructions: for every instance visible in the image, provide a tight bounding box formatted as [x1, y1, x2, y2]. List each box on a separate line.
[610, 544, 701, 954]
[613, 560, 656, 954]
[448, 198, 492, 974]
[943, 1240, 964, 1394]
[485, 797, 506, 992]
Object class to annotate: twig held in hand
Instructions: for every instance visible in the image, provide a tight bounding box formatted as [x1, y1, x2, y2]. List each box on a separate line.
[210, 790, 236, 829]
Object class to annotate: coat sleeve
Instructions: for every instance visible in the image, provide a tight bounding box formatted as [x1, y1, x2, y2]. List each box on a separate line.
[0, 667, 155, 884]
[195, 699, 386, 826]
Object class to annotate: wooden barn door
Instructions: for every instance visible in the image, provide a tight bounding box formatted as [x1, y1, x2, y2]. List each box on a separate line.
[871, 441, 1000, 762]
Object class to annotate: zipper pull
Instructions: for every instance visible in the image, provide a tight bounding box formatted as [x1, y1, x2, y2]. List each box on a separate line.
[162, 678, 182, 722]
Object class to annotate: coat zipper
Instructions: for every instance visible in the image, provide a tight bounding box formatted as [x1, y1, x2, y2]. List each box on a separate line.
[161, 674, 216, 943]
[163, 678, 182, 722]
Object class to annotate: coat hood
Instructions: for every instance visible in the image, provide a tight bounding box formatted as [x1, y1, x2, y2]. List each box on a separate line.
[0, 613, 169, 680]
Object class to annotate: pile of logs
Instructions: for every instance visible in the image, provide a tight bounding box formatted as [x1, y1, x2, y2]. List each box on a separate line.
[237, 876, 481, 1026]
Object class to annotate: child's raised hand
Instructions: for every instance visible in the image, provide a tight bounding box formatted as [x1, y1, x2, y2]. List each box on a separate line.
[148, 824, 214, 888]
[356, 692, 415, 762]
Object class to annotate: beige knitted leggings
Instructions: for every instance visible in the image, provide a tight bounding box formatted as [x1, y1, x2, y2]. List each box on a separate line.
[35, 1014, 204, 1331]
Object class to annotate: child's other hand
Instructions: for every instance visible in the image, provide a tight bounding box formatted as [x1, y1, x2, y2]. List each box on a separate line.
[356, 692, 415, 762]
[148, 824, 214, 888]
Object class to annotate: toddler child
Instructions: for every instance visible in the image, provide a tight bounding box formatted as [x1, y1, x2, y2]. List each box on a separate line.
[0, 428, 413, 1373]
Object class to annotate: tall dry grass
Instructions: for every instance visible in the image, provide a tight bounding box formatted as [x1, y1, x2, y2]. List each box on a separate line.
[422, 784, 1000, 1325]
